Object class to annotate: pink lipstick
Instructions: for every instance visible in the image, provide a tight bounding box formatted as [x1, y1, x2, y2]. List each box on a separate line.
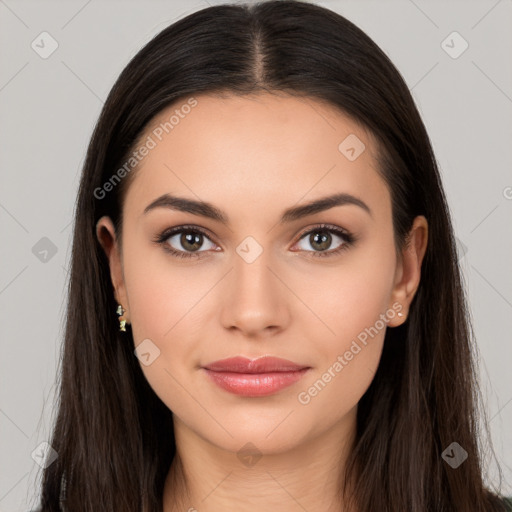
[202, 356, 310, 397]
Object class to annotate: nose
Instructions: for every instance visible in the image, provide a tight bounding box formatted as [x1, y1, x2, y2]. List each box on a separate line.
[220, 250, 291, 338]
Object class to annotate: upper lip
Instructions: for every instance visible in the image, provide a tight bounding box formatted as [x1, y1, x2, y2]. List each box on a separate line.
[203, 356, 309, 373]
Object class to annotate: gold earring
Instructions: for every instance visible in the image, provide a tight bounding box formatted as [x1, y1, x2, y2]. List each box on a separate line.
[116, 303, 127, 332]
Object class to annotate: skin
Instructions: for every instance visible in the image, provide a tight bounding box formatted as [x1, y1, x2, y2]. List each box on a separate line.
[96, 92, 428, 512]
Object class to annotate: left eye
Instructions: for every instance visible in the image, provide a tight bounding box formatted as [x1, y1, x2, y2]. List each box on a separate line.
[293, 226, 352, 256]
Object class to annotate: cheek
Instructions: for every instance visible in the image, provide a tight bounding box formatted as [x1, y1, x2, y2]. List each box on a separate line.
[123, 255, 205, 413]
[122, 231, 207, 341]
[295, 302, 388, 423]
[121, 239, 217, 409]
[294, 239, 396, 409]
[295, 235, 397, 349]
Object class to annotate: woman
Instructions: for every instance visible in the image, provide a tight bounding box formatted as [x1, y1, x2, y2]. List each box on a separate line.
[35, 1, 510, 510]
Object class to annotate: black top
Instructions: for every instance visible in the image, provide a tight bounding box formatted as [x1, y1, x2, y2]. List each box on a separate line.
[502, 497, 512, 511]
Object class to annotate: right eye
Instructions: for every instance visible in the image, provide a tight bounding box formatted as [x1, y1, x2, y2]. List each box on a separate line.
[154, 225, 220, 259]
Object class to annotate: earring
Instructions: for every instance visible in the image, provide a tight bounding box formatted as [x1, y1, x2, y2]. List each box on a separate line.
[397, 312, 404, 317]
[116, 303, 127, 332]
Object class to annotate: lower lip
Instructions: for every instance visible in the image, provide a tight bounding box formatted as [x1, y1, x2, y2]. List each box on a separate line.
[202, 368, 310, 397]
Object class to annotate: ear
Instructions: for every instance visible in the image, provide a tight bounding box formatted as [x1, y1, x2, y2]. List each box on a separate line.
[387, 215, 428, 327]
[96, 216, 129, 321]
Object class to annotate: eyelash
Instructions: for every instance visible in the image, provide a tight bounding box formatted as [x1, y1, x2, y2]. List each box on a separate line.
[153, 223, 357, 260]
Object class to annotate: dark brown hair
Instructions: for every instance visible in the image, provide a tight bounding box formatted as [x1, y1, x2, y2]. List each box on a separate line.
[37, 1, 506, 511]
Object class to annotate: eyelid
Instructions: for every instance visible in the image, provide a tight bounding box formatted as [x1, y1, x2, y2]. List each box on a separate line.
[290, 223, 354, 253]
[155, 222, 356, 258]
[157, 224, 219, 250]
[294, 223, 351, 241]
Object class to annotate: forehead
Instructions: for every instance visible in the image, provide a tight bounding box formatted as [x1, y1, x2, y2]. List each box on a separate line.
[124, 93, 390, 224]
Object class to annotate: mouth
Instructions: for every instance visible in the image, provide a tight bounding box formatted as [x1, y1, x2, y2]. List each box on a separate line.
[201, 356, 311, 397]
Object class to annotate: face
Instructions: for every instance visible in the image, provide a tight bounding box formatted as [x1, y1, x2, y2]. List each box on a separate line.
[97, 93, 427, 455]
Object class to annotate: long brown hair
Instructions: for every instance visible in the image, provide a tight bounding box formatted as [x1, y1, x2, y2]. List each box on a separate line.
[38, 1, 506, 510]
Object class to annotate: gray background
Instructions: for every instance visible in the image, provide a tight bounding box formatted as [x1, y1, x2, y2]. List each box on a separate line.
[0, 0, 511, 510]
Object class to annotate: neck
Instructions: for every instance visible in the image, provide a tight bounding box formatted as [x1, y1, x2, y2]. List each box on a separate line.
[163, 409, 358, 512]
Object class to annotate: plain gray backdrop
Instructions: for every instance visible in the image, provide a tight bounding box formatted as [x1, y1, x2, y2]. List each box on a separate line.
[0, 0, 511, 510]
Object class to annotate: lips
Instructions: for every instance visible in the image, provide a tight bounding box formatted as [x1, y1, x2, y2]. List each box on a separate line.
[203, 356, 308, 373]
[202, 356, 310, 397]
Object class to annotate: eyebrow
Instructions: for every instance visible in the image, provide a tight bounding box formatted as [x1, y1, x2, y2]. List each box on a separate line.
[143, 192, 372, 224]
